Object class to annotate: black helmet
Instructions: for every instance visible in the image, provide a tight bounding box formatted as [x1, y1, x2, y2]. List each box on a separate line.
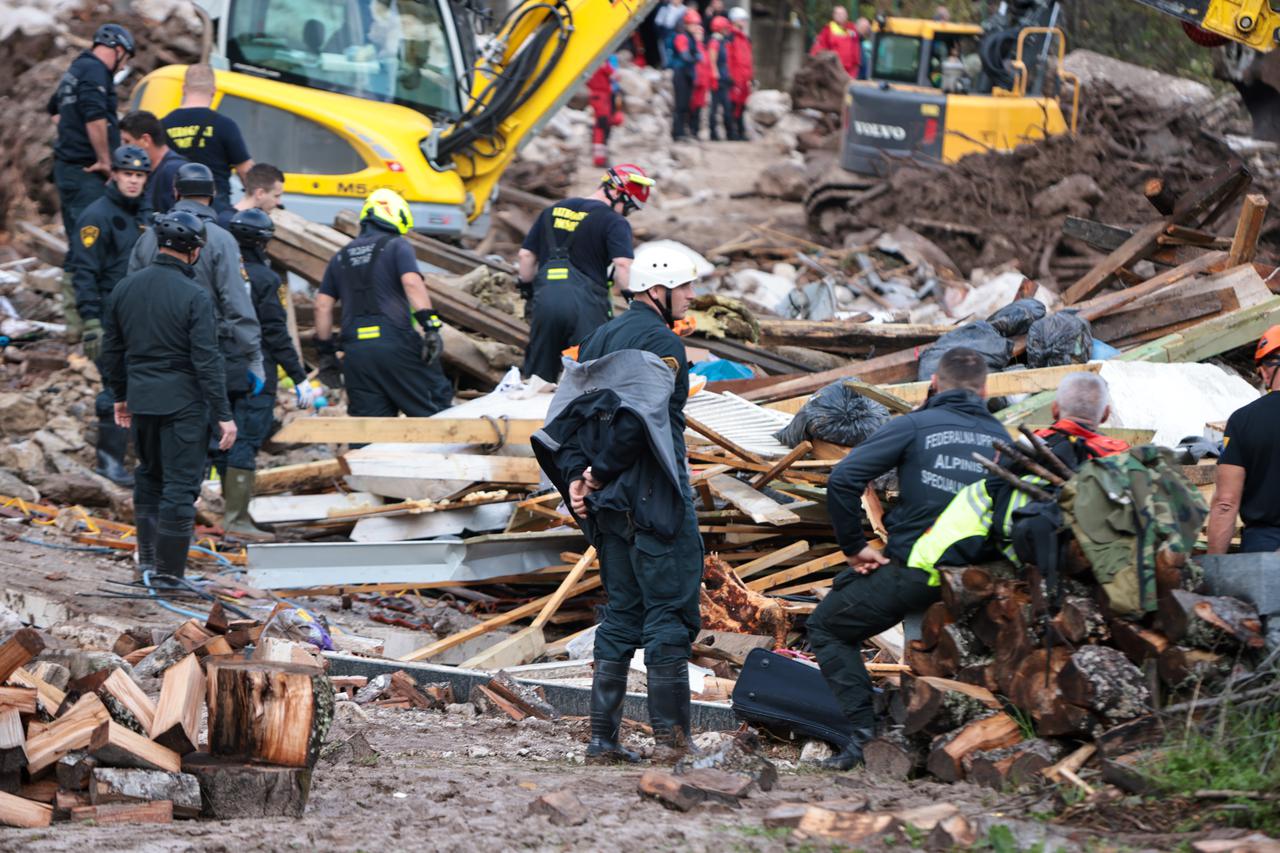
[93, 23, 136, 56]
[155, 211, 207, 254]
[110, 144, 151, 173]
[174, 162, 215, 198]
[229, 208, 275, 248]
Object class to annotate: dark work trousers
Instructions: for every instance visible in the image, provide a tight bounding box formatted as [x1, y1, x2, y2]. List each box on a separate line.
[54, 160, 107, 267]
[806, 562, 940, 729]
[95, 387, 115, 420]
[672, 71, 695, 139]
[209, 393, 273, 475]
[133, 402, 208, 532]
[710, 86, 732, 140]
[523, 282, 609, 383]
[341, 320, 452, 417]
[1241, 526, 1280, 553]
[591, 501, 704, 666]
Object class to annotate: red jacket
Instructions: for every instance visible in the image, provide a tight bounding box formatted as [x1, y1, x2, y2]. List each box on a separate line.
[692, 40, 715, 109]
[810, 20, 860, 77]
[586, 63, 614, 120]
[1034, 419, 1131, 462]
[726, 27, 754, 106]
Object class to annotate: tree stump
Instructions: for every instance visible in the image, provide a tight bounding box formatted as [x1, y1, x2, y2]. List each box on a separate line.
[206, 661, 334, 768]
[1057, 646, 1151, 723]
[182, 754, 312, 818]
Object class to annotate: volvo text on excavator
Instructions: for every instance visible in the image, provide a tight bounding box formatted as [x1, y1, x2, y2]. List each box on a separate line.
[133, 0, 656, 237]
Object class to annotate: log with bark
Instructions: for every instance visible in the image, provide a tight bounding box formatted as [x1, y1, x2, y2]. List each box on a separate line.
[902, 676, 999, 737]
[182, 753, 313, 818]
[862, 729, 923, 779]
[699, 555, 789, 648]
[1158, 589, 1264, 650]
[1007, 648, 1095, 737]
[925, 712, 1023, 782]
[1057, 646, 1151, 724]
[205, 660, 335, 768]
[966, 738, 1063, 790]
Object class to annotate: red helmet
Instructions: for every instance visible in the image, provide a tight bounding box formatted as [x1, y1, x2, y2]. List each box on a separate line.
[1257, 324, 1280, 363]
[711, 16, 732, 33]
[684, 9, 703, 25]
[602, 163, 654, 214]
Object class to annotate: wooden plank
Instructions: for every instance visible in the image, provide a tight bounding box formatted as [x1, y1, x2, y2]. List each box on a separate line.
[531, 547, 598, 631]
[1074, 251, 1228, 322]
[734, 540, 810, 580]
[1093, 290, 1225, 343]
[685, 416, 767, 465]
[340, 449, 542, 485]
[843, 378, 913, 414]
[706, 474, 800, 526]
[274, 417, 543, 446]
[70, 800, 173, 825]
[757, 320, 950, 353]
[249, 492, 383, 525]
[254, 459, 345, 494]
[886, 363, 1101, 407]
[740, 346, 922, 404]
[750, 441, 813, 490]
[1228, 193, 1269, 266]
[747, 551, 847, 592]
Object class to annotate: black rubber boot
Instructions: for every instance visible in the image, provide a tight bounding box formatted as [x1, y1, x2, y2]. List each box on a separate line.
[647, 660, 695, 763]
[134, 505, 159, 576]
[154, 519, 193, 579]
[586, 659, 641, 764]
[819, 727, 875, 771]
[94, 421, 134, 487]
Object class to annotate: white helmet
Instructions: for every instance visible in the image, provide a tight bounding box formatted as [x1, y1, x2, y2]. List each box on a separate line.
[627, 244, 699, 294]
[728, 6, 749, 23]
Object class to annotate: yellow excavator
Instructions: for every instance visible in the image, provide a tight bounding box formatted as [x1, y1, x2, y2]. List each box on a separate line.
[132, 0, 655, 237]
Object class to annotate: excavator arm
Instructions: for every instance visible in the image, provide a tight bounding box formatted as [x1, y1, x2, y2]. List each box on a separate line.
[435, 0, 659, 214]
[1132, 0, 1280, 51]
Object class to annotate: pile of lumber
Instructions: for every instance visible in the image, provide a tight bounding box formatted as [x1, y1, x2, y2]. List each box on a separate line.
[0, 611, 335, 828]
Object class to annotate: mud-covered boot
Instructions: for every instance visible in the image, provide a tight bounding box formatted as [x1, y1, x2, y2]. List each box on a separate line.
[94, 421, 134, 487]
[222, 467, 271, 540]
[586, 659, 641, 764]
[154, 519, 193, 580]
[134, 505, 159, 577]
[647, 660, 696, 764]
[819, 727, 874, 771]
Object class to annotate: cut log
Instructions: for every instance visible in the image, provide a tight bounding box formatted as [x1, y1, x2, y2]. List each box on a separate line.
[89, 767, 201, 819]
[0, 629, 45, 682]
[172, 619, 214, 653]
[919, 602, 955, 649]
[150, 654, 205, 756]
[1158, 589, 1264, 650]
[638, 770, 712, 811]
[1057, 646, 1151, 723]
[1109, 619, 1170, 665]
[0, 790, 52, 827]
[1008, 647, 1094, 737]
[131, 636, 189, 681]
[903, 676, 1000, 737]
[19, 779, 57, 802]
[56, 751, 97, 791]
[967, 739, 1062, 790]
[1100, 749, 1163, 796]
[485, 672, 557, 721]
[1096, 716, 1165, 756]
[7, 667, 66, 715]
[928, 813, 979, 848]
[925, 712, 1022, 782]
[182, 753, 312, 818]
[904, 641, 950, 678]
[89, 721, 182, 773]
[54, 692, 112, 728]
[70, 800, 173, 825]
[26, 714, 103, 775]
[1048, 597, 1109, 645]
[0, 708, 24, 783]
[933, 623, 985, 675]
[97, 669, 156, 735]
[206, 660, 334, 768]
[1144, 177, 1176, 215]
[938, 565, 1013, 617]
[991, 597, 1036, 696]
[1157, 646, 1232, 689]
[862, 729, 922, 779]
[763, 797, 868, 829]
[0, 686, 36, 714]
[795, 808, 897, 842]
[191, 634, 234, 660]
[204, 601, 229, 635]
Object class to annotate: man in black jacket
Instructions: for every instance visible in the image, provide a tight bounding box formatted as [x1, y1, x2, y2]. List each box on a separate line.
[809, 347, 1007, 770]
[70, 143, 151, 486]
[218, 209, 314, 538]
[99, 211, 236, 580]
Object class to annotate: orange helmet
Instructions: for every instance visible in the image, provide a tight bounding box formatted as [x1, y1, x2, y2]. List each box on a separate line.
[684, 9, 703, 25]
[1257, 325, 1280, 363]
[711, 16, 732, 33]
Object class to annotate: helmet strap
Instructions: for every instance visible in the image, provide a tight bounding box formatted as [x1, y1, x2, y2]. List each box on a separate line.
[1262, 361, 1280, 391]
[602, 181, 639, 217]
[658, 287, 675, 328]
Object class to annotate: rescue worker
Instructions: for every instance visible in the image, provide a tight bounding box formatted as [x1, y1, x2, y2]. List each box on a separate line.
[120, 110, 190, 215]
[314, 189, 451, 416]
[161, 64, 255, 214]
[532, 244, 703, 763]
[1207, 326, 1280, 554]
[98, 211, 236, 579]
[128, 161, 266, 431]
[689, 16, 714, 138]
[48, 22, 136, 341]
[517, 165, 650, 382]
[219, 209, 315, 537]
[669, 12, 704, 140]
[586, 58, 623, 168]
[217, 163, 285, 229]
[725, 7, 754, 140]
[808, 347, 1006, 770]
[69, 143, 152, 486]
[908, 372, 1129, 575]
[708, 17, 734, 141]
[810, 5, 861, 78]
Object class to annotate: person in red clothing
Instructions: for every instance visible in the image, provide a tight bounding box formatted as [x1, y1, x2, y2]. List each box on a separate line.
[690, 17, 715, 138]
[587, 58, 623, 167]
[725, 6, 754, 140]
[810, 5, 860, 78]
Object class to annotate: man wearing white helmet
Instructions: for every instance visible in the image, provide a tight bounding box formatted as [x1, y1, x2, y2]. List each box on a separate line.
[532, 243, 702, 765]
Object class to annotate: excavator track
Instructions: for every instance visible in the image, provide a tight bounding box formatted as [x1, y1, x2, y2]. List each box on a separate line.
[803, 175, 883, 240]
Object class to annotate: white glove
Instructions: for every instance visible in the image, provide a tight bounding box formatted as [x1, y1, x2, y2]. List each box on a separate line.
[294, 381, 318, 410]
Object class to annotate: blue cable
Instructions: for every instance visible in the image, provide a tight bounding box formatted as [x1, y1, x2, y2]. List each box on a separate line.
[19, 536, 113, 554]
[141, 569, 210, 621]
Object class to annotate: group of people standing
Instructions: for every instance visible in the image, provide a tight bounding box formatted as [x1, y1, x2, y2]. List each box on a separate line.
[652, 0, 755, 142]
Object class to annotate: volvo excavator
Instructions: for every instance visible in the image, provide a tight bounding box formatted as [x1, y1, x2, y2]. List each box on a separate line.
[132, 0, 655, 237]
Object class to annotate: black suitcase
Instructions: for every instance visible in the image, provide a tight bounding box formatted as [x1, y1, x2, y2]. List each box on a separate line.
[731, 648, 855, 748]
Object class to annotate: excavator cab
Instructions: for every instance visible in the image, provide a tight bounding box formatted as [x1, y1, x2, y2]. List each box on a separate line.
[839, 18, 1080, 175]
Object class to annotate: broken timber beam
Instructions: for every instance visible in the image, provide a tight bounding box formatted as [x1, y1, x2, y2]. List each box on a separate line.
[274, 417, 542, 446]
[1227, 193, 1268, 267]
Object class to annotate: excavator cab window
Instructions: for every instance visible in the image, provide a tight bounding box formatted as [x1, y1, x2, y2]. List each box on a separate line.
[226, 0, 466, 116]
[872, 33, 925, 84]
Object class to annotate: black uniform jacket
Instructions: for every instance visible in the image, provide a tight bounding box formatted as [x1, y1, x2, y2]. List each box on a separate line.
[69, 182, 147, 322]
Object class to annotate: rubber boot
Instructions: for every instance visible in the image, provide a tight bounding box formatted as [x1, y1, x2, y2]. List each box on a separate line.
[94, 421, 134, 487]
[222, 467, 270, 540]
[647, 660, 695, 763]
[134, 505, 159, 577]
[61, 271, 83, 344]
[586, 660, 641, 764]
[154, 519, 193, 580]
[819, 727, 875, 771]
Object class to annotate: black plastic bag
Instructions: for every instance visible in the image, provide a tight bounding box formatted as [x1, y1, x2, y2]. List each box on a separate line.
[987, 298, 1047, 337]
[917, 321, 1013, 381]
[1026, 311, 1093, 368]
[774, 380, 890, 448]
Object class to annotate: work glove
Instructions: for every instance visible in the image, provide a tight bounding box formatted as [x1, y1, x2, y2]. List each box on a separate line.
[517, 279, 534, 303]
[82, 318, 103, 361]
[414, 310, 444, 367]
[246, 369, 266, 397]
[294, 380, 317, 410]
[316, 338, 343, 388]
